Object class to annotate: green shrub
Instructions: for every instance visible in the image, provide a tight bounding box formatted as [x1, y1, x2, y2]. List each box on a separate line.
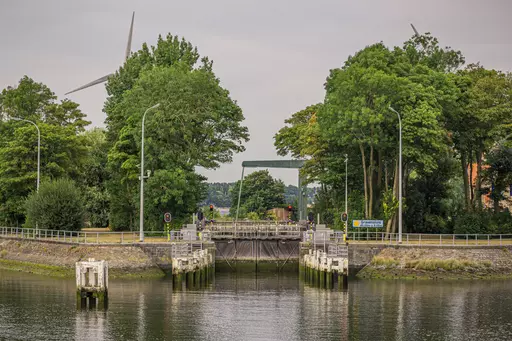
[24, 179, 84, 231]
[454, 211, 512, 235]
[246, 212, 260, 221]
[489, 212, 512, 234]
[453, 212, 490, 234]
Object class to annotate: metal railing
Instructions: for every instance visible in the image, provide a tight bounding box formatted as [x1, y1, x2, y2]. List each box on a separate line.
[5, 226, 511, 247]
[0, 227, 211, 245]
[207, 224, 302, 239]
[344, 231, 512, 246]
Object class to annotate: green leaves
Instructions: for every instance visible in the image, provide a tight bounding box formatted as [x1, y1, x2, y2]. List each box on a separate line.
[104, 34, 249, 230]
[0, 77, 90, 225]
[24, 179, 84, 231]
[230, 170, 285, 219]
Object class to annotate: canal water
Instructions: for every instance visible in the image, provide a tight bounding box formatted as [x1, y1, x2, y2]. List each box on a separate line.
[1, 269, 512, 340]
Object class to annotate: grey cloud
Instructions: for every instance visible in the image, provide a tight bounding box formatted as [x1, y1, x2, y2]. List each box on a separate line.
[1, 0, 511, 185]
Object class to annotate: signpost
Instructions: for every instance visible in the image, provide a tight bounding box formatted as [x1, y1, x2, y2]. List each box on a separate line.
[341, 212, 348, 242]
[352, 220, 384, 228]
[164, 212, 172, 241]
[352, 220, 383, 241]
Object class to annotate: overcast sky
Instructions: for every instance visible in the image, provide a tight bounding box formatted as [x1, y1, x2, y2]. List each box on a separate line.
[1, 0, 511, 185]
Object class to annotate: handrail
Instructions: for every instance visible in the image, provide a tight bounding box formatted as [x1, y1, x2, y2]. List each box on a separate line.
[342, 231, 512, 246]
[3, 226, 512, 246]
[0, 227, 212, 247]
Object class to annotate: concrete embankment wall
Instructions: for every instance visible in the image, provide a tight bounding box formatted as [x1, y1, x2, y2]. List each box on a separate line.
[348, 244, 388, 271]
[349, 244, 512, 267]
[0, 237, 167, 277]
[352, 244, 512, 278]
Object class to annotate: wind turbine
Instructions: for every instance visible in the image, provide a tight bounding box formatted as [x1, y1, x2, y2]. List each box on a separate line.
[410, 23, 420, 37]
[65, 12, 135, 95]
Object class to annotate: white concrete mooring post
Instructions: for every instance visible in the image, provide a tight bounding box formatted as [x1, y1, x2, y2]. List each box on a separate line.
[76, 258, 108, 309]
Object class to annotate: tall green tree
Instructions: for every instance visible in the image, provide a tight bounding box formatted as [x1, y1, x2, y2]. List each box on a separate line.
[0, 77, 90, 225]
[275, 34, 466, 232]
[80, 128, 110, 227]
[104, 35, 248, 230]
[450, 65, 512, 211]
[230, 170, 285, 219]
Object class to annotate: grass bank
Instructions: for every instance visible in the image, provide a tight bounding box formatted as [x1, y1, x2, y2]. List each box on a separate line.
[0, 238, 166, 279]
[0, 258, 165, 279]
[357, 247, 512, 280]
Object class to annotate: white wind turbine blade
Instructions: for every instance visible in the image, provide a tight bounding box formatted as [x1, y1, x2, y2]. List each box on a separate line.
[410, 23, 420, 37]
[65, 74, 113, 95]
[66, 12, 135, 95]
[125, 11, 135, 61]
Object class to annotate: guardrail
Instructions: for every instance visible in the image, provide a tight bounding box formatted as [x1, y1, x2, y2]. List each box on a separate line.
[207, 224, 302, 239]
[0, 227, 211, 246]
[300, 230, 512, 246]
[344, 231, 512, 246]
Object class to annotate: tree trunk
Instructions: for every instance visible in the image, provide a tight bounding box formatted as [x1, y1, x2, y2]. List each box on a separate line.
[469, 150, 475, 207]
[475, 148, 483, 211]
[461, 150, 471, 210]
[384, 161, 389, 192]
[369, 144, 374, 218]
[359, 143, 368, 219]
[375, 150, 383, 214]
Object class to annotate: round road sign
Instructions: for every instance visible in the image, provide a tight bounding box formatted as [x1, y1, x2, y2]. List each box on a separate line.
[164, 212, 172, 223]
[341, 212, 348, 222]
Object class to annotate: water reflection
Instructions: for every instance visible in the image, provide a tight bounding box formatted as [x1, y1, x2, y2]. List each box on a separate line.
[75, 310, 107, 341]
[348, 280, 512, 341]
[1, 270, 512, 340]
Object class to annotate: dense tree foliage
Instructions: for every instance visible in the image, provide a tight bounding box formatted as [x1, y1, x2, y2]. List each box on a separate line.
[0, 77, 90, 226]
[275, 33, 512, 232]
[24, 179, 84, 231]
[229, 170, 285, 219]
[203, 182, 316, 208]
[104, 34, 249, 230]
[80, 128, 110, 227]
[204, 183, 233, 207]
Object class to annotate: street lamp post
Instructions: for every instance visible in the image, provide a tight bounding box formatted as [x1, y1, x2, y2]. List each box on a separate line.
[388, 107, 402, 244]
[11, 117, 40, 192]
[344, 154, 348, 240]
[139, 103, 161, 242]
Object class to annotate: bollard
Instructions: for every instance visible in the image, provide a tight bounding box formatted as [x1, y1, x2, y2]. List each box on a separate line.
[76, 259, 108, 309]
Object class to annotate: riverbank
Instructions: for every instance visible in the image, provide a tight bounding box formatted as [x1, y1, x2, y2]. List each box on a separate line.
[0, 238, 165, 278]
[357, 247, 512, 279]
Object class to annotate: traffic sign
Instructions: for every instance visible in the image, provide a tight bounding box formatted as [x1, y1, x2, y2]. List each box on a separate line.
[341, 212, 348, 222]
[163, 212, 172, 223]
[352, 220, 384, 228]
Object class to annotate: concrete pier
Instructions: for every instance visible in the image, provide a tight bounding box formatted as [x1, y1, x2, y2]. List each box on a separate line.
[76, 259, 108, 309]
[301, 247, 348, 289]
[171, 249, 214, 289]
